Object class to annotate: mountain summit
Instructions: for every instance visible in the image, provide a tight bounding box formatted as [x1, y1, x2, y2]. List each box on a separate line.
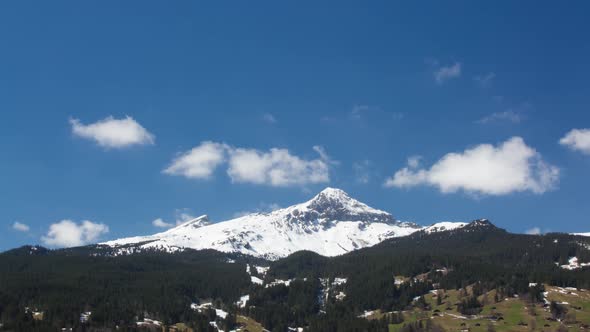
[102, 188, 467, 260]
[299, 187, 395, 224]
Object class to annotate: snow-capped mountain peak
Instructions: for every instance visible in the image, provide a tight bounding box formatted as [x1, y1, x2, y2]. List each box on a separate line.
[272, 187, 396, 228]
[463, 218, 498, 231]
[102, 188, 419, 259]
[101, 188, 473, 260]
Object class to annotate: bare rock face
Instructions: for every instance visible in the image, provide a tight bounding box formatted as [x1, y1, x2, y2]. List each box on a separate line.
[302, 188, 396, 224]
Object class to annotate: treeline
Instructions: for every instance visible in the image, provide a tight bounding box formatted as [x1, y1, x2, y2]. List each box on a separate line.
[266, 222, 590, 312]
[1, 222, 590, 331]
[0, 248, 250, 330]
[245, 279, 319, 331]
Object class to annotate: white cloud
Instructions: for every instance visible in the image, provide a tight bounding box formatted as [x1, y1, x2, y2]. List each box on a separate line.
[70, 116, 154, 148]
[175, 209, 196, 224]
[407, 155, 422, 169]
[151, 209, 198, 229]
[165, 142, 331, 187]
[262, 113, 277, 124]
[12, 221, 30, 232]
[313, 145, 339, 166]
[385, 167, 427, 189]
[384, 137, 559, 196]
[152, 218, 174, 228]
[560, 128, 590, 155]
[474, 72, 495, 87]
[41, 220, 109, 248]
[227, 147, 329, 186]
[163, 141, 228, 179]
[477, 110, 523, 124]
[434, 62, 461, 84]
[525, 227, 542, 235]
[477, 103, 531, 125]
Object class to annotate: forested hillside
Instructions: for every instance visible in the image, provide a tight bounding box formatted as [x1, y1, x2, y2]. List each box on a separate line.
[1, 221, 589, 331]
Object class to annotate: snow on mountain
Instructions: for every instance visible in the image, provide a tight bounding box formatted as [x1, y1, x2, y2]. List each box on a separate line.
[101, 215, 211, 250]
[102, 188, 468, 260]
[573, 233, 590, 237]
[423, 221, 468, 234]
[175, 215, 212, 228]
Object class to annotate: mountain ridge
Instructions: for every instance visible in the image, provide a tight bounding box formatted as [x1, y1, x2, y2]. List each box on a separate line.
[3, 215, 590, 332]
[100, 188, 480, 259]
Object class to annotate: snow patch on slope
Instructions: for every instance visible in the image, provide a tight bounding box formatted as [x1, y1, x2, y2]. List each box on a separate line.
[560, 257, 590, 270]
[423, 222, 468, 234]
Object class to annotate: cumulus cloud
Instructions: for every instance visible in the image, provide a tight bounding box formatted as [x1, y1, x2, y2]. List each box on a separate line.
[12, 221, 30, 232]
[406, 155, 422, 169]
[434, 62, 461, 84]
[560, 128, 590, 154]
[152, 218, 174, 228]
[165, 142, 331, 187]
[227, 146, 329, 186]
[384, 137, 559, 196]
[70, 116, 155, 148]
[163, 141, 228, 179]
[41, 220, 109, 247]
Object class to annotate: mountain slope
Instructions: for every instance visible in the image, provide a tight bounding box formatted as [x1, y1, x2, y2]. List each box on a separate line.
[264, 219, 590, 315]
[3, 219, 590, 331]
[103, 188, 425, 259]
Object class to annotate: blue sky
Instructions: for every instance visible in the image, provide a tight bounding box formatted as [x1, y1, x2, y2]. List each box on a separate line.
[2, 1, 590, 250]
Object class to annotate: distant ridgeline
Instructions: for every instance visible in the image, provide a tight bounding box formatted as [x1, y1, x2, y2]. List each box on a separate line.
[1, 220, 590, 332]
